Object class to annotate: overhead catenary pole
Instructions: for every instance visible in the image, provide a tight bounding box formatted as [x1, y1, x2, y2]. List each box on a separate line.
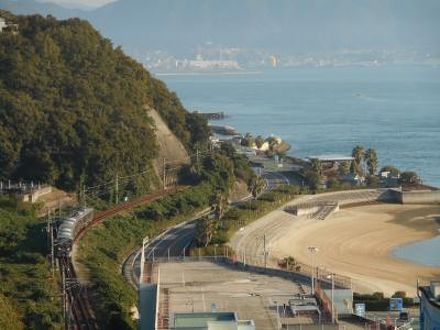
[50, 216, 55, 277]
[62, 266, 67, 330]
[263, 234, 267, 269]
[196, 144, 200, 173]
[82, 185, 87, 208]
[115, 173, 119, 205]
[163, 158, 166, 190]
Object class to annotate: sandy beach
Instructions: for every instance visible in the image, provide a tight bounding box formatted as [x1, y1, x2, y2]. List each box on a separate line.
[272, 204, 440, 296]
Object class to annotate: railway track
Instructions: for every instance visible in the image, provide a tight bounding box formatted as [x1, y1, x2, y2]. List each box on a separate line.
[74, 187, 186, 243]
[64, 186, 186, 329]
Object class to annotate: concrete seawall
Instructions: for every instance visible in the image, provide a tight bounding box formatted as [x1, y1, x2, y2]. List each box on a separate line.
[385, 188, 440, 204]
[400, 190, 440, 204]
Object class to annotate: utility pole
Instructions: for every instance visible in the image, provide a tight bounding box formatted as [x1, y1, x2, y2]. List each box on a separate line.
[331, 274, 335, 323]
[196, 144, 200, 173]
[82, 185, 87, 208]
[140, 236, 148, 284]
[115, 173, 119, 205]
[263, 234, 267, 269]
[163, 158, 166, 190]
[50, 216, 55, 277]
[62, 266, 67, 330]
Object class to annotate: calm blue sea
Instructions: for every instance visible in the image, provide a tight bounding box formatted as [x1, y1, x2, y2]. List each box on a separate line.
[161, 66, 440, 267]
[161, 66, 440, 187]
[393, 234, 440, 267]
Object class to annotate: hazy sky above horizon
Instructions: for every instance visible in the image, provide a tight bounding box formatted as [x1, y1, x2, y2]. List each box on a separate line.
[38, 0, 114, 8]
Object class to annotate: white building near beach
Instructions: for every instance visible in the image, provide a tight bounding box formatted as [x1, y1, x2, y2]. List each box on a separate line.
[0, 17, 7, 32]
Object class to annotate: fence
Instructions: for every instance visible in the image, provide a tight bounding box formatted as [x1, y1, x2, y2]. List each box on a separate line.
[150, 255, 351, 290]
[0, 180, 47, 195]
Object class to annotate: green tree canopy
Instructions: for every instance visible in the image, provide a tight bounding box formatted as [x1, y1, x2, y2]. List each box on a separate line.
[0, 12, 208, 192]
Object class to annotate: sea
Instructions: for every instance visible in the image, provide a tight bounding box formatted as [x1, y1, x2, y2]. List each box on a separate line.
[160, 65, 440, 267]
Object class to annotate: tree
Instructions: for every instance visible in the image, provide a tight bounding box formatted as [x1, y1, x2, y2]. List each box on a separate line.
[220, 142, 236, 158]
[196, 216, 214, 247]
[255, 135, 265, 149]
[241, 133, 254, 147]
[248, 176, 265, 199]
[400, 171, 419, 184]
[0, 12, 212, 195]
[380, 165, 400, 175]
[310, 158, 322, 177]
[338, 161, 350, 176]
[351, 145, 365, 176]
[212, 191, 227, 220]
[304, 171, 321, 191]
[366, 175, 380, 188]
[327, 178, 341, 189]
[365, 148, 378, 175]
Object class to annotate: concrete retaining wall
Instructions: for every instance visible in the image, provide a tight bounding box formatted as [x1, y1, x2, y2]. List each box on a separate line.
[383, 189, 440, 204]
[22, 186, 52, 203]
[401, 190, 440, 204]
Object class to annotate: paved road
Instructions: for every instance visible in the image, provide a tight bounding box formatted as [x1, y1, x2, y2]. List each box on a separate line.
[131, 214, 206, 283]
[128, 171, 290, 284]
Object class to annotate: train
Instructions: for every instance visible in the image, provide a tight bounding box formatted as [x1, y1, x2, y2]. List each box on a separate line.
[56, 207, 94, 256]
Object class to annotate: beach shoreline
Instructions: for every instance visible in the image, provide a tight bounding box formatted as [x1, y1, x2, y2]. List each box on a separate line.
[271, 204, 440, 296]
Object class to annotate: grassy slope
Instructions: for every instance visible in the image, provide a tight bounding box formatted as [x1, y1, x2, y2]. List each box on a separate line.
[0, 198, 62, 329]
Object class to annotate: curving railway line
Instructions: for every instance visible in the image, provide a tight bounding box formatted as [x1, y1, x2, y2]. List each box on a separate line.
[58, 186, 186, 329]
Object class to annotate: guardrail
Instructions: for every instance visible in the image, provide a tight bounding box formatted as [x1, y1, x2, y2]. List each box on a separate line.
[149, 255, 351, 290]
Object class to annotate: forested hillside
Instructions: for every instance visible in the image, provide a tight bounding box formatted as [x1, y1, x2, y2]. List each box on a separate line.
[0, 11, 208, 191]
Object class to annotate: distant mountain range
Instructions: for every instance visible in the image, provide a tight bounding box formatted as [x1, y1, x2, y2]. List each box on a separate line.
[2, 0, 440, 54]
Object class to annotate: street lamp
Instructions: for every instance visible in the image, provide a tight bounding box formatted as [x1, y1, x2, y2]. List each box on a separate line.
[140, 236, 149, 284]
[326, 273, 336, 324]
[274, 300, 280, 329]
[256, 234, 268, 268]
[308, 246, 319, 294]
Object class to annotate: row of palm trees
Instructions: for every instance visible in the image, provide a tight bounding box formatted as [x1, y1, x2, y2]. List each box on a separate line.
[351, 145, 378, 177]
[196, 175, 266, 247]
[306, 145, 379, 190]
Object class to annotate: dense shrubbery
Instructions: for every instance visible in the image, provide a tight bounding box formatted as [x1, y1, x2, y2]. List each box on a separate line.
[0, 12, 208, 191]
[353, 291, 416, 311]
[198, 185, 301, 247]
[0, 198, 62, 329]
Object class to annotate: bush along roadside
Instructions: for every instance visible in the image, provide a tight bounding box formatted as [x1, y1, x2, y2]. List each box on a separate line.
[191, 185, 301, 255]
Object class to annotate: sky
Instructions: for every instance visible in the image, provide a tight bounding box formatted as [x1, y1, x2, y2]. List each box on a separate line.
[38, 0, 114, 9]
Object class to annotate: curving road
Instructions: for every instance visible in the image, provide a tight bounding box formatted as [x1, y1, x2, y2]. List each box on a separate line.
[126, 170, 291, 285]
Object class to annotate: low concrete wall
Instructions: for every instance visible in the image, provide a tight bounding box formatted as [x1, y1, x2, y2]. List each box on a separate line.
[22, 186, 52, 203]
[282, 325, 338, 330]
[383, 189, 440, 204]
[401, 190, 440, 204]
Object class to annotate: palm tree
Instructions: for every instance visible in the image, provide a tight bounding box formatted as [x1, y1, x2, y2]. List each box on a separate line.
[213, 191, 227, 220]
[365, 148, 378, 176]
[310, 158, 322, 177]
[248, 176, 265, 199]
[196, 216, 214, 247]
[351, 145, 365, 176]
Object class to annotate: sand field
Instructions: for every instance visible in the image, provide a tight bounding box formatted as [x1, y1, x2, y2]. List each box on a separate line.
[272, 204, 440, 296]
